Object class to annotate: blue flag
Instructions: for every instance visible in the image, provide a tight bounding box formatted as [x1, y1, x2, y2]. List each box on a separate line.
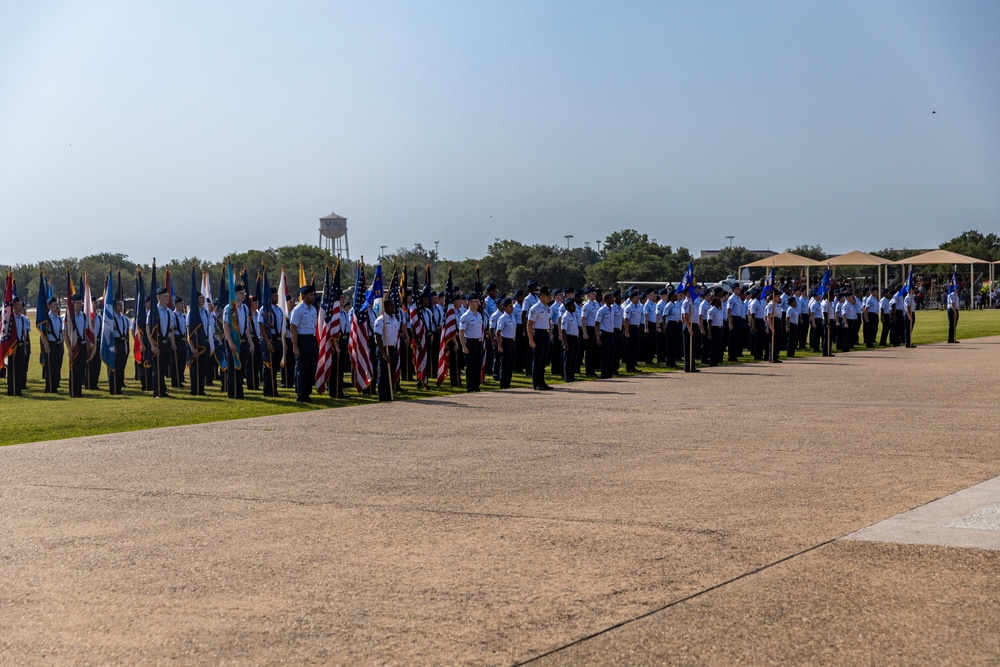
[817, 268, 831, 297]
[35, 272, 48, 327]
[761, 266, 776, 301]
[899, 268, 914, 296]
[678, 261, 698, 298]
[100, 271, 116, 368]
[361, 264, 384, 315]
[135, 269, 146, 331]
[947, 270, 958, 295]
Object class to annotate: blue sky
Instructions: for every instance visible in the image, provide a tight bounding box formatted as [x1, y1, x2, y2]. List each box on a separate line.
[2, 1, 998, 265]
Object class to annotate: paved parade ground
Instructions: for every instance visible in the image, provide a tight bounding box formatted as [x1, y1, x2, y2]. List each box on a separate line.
[3, 338, 1000, 665]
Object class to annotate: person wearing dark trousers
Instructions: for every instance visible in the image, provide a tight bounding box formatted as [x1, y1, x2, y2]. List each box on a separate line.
[87, 296, 102, 390]
[549, 288, 564, 379]
[374, 300, 400, 402]
[245, 297, 261, 391]
[904, 293, 916, 348]
[878, 289, 892, 347]
[258, 288, 282, 396]
[681, 291, 700, 373]
[526, 285, 553, 390]
[622, 290, 642, 372]
[521, 280, 540, 377]
[785, 297, 799, 357]
[581, 286, 600, 377]
[459, 292, 484, 392]
[7, 297, 30, 396]
[560, 298, 579, 382]
[595, 292, 616, 378]
[765, 296, 782, 363]
[290, 285, 318, 403]
[147, 288, 176, 398]
[186, 292, 211, 397]
[222, 284, 254, 400]
[726, 286, 745, 362]
[494, 298, 517, 389]
[65, 294, 89, 397]
[706, 296, 724, 367]
[171, 297, 187, 389]
[41, 298, 65, 393]
[808, 291, 822, 353]
[611, 290, 625, 375]
[947, 287, 959, 343]
[109, 297, 130, 395]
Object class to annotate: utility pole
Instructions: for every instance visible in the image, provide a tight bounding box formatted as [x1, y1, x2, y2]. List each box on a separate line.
[565, 234, 574, 249]
[595, 240, 602, 253]
[726, 235, 735, 249]
[434, 241, 440, 258]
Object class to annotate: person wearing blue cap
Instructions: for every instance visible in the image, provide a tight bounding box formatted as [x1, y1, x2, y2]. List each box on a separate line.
[611, 289, 624, 374]
[726, 285, 746, 361]
[595, 292, 615, 378]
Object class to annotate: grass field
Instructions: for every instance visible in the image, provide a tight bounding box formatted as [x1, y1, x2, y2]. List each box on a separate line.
[1, 308, 996, 448]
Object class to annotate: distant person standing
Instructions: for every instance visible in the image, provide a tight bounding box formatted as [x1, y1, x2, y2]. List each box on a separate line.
[459, 292, 484, 392]
[526, 286, 553, 391]
[595, 292, 615, 378]
[947, 285, 960, 343]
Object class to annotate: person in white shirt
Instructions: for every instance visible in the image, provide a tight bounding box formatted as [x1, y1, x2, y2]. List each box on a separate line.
[526, 286, 553, 391]
[861, 286, 879, 348]
[222, 284, 254, 399]
[289, 285, 318, 403]
[680, 291, 700, 373]
[494, 298, 517, 388]
[726, 285, 746, 361]
[559, 298, 580, 382]
[764, 295, 782, 363]
[595, 292, 616, 378]
[373, 299, 401, 402]
[706, 296, 724, 367]
[947, 286, 960, 343]
[878, 288, 892, 347]
[785, 297, 800, 357]
[40, 297, 64, 393]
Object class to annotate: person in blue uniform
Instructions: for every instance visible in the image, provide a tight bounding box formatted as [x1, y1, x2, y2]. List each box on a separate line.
[581, 286, 599, 377]
[64, 293, 89, 397]
[7, 297, 30, 396]
[86, 295, 103, 390]
[526, 285, 553, 390]
[706, 295, 724, 366]
[289, 285, 318, 403]
[611, 290, 625, 374]
[109, 295, 130, 395]
[726, 285, 745, 361]
[459, 292, 484, 392]
[222, 285, 254, 399]
[549, 288, 564, 378]
[186, 292, 210, 396]
[521, 280, 539, 376]
[947, 285, 960, 343]
[494, 298, 517, 388]
[40, 297, 64, 393]
[622, 290, 642, 373]
[559, 297, 580, 382]
[595, 292, 615, 378]
[373, 299, 400, 402]
[785, 296, 799, 357]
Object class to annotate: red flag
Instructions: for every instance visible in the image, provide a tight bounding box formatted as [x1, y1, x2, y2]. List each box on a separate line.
[0, 273, 15, 368]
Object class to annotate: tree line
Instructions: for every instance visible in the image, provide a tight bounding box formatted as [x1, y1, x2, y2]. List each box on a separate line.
[5, 229, 998, 306]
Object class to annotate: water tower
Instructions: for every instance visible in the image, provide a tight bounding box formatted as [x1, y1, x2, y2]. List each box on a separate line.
[318, 212, 350, 259]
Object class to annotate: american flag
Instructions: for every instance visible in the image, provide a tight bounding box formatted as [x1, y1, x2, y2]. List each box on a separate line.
[436, 267, 457, 386]
[409, 265, 428, 387]
[315, 262, 342, 390]
[388, 265, 403, 386]
[348, 261, 374, 392]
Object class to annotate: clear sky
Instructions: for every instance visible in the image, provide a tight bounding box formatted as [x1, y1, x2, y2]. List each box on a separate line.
[2, 1, 999, 265]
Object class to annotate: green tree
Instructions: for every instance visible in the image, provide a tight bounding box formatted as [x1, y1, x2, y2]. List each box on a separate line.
[694, 247, 762, 282]
[786, 244, 826, 261]
[940, 230, 1000, 262]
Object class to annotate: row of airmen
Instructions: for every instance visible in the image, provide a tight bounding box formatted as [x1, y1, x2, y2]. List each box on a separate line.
[7, 276, 957, 400]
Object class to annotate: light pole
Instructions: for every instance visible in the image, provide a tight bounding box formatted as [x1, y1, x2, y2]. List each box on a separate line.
[726, 235, 735, 249]
[434, 241, 440, 258]
[595, 240, 602, 253]
[565, 234, 574, 249]
[379, 245, 387, 261]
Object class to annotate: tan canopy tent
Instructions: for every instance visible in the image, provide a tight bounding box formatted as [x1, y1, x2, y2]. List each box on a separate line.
[739, 252, 821, 293]
[825, 250, 894, 294]
[893, 249, 988, 303]
[740, 252, 822, 268]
